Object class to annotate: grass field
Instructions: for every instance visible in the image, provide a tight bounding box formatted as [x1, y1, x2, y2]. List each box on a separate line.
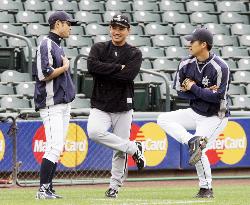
[0, 183, 250, 205]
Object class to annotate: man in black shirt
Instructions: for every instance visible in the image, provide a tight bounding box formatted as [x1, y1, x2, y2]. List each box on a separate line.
[87, 14, 146, 198]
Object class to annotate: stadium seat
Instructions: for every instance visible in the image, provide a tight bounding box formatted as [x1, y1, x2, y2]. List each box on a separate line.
[0, 84, 14, 96]
[71, 97, 90, 109]
[70, 26, 85, 36]
[26, 24, 49, 36]
[139, 46, 165, 58]
[152, 58, 179, 71]
[80, 47, 91, 56]
[190, 12, 218, 24]
[238, 58, 250, 69]
[204, 23, 230, 35]
[0, 24, 25, 35]
[132, 0, 158, 11]
[165, 47, 189, 59]
[23, 47, 37, 62]
[159, 1, 185, 11]
[85, 23, 108, 35]
[134, 11, 161, 23]
[106, 0, 131, 11]
[8, 37, 36, 48]
[16, 11, 44, 23]
[1, 70, 31, 83]
[78, 0, 104, 11]
[162, 11, 189, 24]
[144, 23, 172, 35]
[93, 35, 111, 43]
[141, 59, 152, 69]
[0, 12, 14, 23]
[0, 96, 31, 111]
[127, 35, 151, 47]
[217, 1, 246, 12]
[152, 35, 180, 47]
[51, 0, 78, 11]
[63, 48, 79, 59]
[186, 1, 215, 12]
[231, 23, 250, 35]
[231, 96, 250, 110]
[0, 39, 7, 47]
[220, 12, 249, 24]
[75, 11, 102, 23]
[66, 35, 93, 48]
[74, 57, 88, 73]
[213, 35, 238, 47]
[130, 25, 144, 35]
[0, 0, 23, 11]
[221, 46, 249, 58]
[24, 0, 50, 11]
[228, 84, 245, 95]
[246, 84, 250, 94]
[239, 35, 250, 47]
[133, 82, 150, 111]
[224, 59, 237, 70]
[174, 23, 195, 35]
[15, 82, 35, 98]
[233, 71, 250, 83]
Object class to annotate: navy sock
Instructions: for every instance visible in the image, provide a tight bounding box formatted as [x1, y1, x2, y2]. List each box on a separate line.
[49, 163, 57, 190]
[40, 158, 55, 186]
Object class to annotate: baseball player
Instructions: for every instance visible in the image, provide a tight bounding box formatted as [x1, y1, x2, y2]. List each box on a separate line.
[33, 11, 76, 199]
[157, 28, 230, 198]
[87, 14, 146, 198]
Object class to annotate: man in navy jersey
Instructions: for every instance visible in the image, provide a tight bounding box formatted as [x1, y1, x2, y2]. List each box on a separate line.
[157, 28, 230, 198]
[33, 11, 76, 199]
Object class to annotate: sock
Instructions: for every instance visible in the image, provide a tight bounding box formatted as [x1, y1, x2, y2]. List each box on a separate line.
[49, 163, 57, 190]
[40, 158, 55, 186]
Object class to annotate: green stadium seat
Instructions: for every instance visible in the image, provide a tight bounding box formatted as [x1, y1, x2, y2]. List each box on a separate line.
[246, 84, 250, 94]
[0, 24, 24, 35]
[220, 12, 249, 24]
[152, 35, 180, 47]
[221, 46, 249, 58]
[162, 11, 189, 24]
[224, 59, 237, 70]
[159, 1, 185, 11]
[217, 1, 246, 12]
[75, 11, 102, 23]
[233, 71, 250, 83]
[70, 26, 85, 36]
[213, 35, 238, 47]
[211, 48, 221, 56]
[141, 59, 152, 69]
[8, 37, 36, 48]
[0, 84, 14, 96]
[78, 0, 104, 11]
[190, 12, 218, 24]
[1, 70, 31, 83]
[186, 1, 215, 12]
[66, 35, 93, 48]
[132, 0, 159, 11]
[174, 23, 195, 35]
[130, 25, 144, 35]
[26, 24, 49, 36]
[74, 57, 88, 73]
[0, 48, 15, 71]
[24, 0, 50, 11]
[228, 84, 245, 95]
[144, 23, 172, 35]
[16, 11, 44, 23]
[231, 23, 250, 35]
[71, 96, 90, 109]
[231, 96, 250, 110]
[15, 82, 35, 98]
[93, 35, 111, 43]
[238, 58, 250, 69]
[0, 96, 31, 111]
[238, 35, 250, 47]
[133, 82, 150, 111]
[106, 0, 131, 11]
[204, 23, 230, 35]
[0, 12, 14, 23]
[23, 46, 37, 62]
[139, 46, 165, 58]
[79, 47, 91, 56]
[165, 46, 189, 59]
[127, 35, 151, 47]
[134, 11, 161, 23]
[51, 0, 78, 11]
[85, 23, 108, 35]
[0, 0, 23, 11]
[153, 58, 179, 71]
[0, 39, 6, 47]
[63, 48, 79, 59]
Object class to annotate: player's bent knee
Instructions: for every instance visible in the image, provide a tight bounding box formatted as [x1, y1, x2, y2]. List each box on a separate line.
[87, 126, 105, 142]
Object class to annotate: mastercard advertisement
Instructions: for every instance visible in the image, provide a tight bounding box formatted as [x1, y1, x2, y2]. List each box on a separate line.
[0, 119, 250, 171]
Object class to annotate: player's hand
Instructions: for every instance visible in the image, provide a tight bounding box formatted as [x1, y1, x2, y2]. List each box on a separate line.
[182, 78, 195, 91]
[61, 55, 69, 71]
[207, 85, 219, 91]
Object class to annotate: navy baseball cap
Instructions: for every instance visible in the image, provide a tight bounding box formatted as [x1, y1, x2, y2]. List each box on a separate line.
[185, 28, 213, 46]
[110, 14, 130, 28]
[48, 11, 77, 26]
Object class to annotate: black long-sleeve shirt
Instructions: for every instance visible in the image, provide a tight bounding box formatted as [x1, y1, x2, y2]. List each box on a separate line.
[87, 40, 142, 112]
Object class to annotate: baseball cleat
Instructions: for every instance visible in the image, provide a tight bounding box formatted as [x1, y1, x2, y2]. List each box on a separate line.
[105, 188, 118, 198]
[188, 136, 208, 166]
[35, 184, 57, 199]
[50, 189, 63, 199]
[132, 141, 146, 171]
[195, 188, 214, 198]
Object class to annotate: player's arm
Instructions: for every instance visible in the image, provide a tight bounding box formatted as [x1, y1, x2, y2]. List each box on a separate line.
[189, 66, 230, 103]
[87, 43, 122, 75]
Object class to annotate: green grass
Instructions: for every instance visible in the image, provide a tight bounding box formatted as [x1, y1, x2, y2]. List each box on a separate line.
[0, 184, 250, 205]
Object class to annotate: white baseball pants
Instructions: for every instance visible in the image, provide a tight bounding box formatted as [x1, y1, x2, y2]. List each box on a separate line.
[157, 108, 228, 189]
[40, 103, 71, 164]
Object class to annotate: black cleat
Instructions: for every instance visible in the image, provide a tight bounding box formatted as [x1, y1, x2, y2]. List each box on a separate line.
[188, 136, 208, 166]
[195, 188, 214, 198]
[105, 188, 118, 198]
[132, 141, 146, 171]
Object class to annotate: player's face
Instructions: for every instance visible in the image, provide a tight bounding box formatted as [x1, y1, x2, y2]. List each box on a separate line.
[110, 25, 130, 46]
[188, 40, 207, 56]
[58, 21, 72, 38]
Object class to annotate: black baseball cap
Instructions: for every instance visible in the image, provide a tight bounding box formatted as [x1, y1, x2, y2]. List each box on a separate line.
[110, 14, 130, 28]
[48, 11, 77, 26]
[184, 28, 213, 46]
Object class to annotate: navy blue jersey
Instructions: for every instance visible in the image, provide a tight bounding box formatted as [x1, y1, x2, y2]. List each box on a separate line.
[33, 32, 75, 110]
[173, 53, 230, 117]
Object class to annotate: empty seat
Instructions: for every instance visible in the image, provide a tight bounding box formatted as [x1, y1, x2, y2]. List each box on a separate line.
[162, 11, 189, 24]
[220, 12, 248, 24]
[74, 57, 88, 73]
[204, 23, 230, 35]
[141, 59, 152, 69]
[190, 12, 218, 24]
[246, 84, 250, 94]
[233, 71, 250, 82]
[0, 84, 14, 95]
[132, 0, 158, 11]
[16, 11, 44, 23]
[165, 47, 188, 59]
[79, 0, 104, 11]
[80, 47, 91, 56]
[93, 35, 111, 43]
[85, 23, 108, 35]
[1, 96, 31, 111]
[159, 1, 185, 11]
[144, 23, 172, 35]
[106, 0, 131, 11]
[63, 48, 79, 59]
[239, 35, 250, 47]
[186, 1, 215, 12]
[127, 35, 151, 47]
[51, 0, 78, 11]
[1, 70, 31, 83]
[134, 11, 161, 23]
[8, 37, 36, 48]
[15, 82, 35, 97]
[66, 35, 92, 47]
[0, 0, 23, 11]
[228, 84, 245, 95]
[221, 47, 249, 58]
[24, 0, 50, 11]
[26, 24, 49, 36]
[152, 35, 180, 47]
[130, 25, 144, 35]
[70, 26, 85, 36]
[75, 11, 102, 23]
[231, 96, 250, 109]
[71, 97, 90, 109]
[231, 23, 250, 35]
[213, 35, 238, 47]
[0, 39, 6, 47]
[217, 1, 246, 12]
[224, 59, 237, 70]
[0, 24, 24, 35]
[139, 46, 165, 58]
[153, 58, 179, 71]
[0, 12, 14, 23]
[238, 58, 250, 69]
[174, 23, 195, 35]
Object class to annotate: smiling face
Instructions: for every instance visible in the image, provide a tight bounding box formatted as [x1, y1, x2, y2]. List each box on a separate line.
[110, 24, 130, 46]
